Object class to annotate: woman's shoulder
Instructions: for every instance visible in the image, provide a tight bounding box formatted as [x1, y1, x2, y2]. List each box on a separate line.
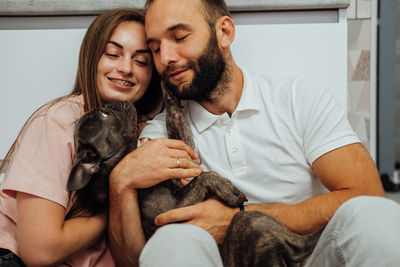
[34, 95, 85, 126]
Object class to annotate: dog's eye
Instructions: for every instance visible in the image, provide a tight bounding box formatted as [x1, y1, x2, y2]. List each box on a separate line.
[101, 111, 109, 118]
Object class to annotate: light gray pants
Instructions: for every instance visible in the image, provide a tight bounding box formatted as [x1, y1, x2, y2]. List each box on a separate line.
[139, 196, 400, 267]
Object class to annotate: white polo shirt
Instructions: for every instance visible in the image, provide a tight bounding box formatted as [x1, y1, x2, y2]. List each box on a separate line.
[140, 69, 359, 204]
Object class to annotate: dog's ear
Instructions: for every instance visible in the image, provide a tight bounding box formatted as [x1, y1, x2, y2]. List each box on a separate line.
[68, 159, 100, 191]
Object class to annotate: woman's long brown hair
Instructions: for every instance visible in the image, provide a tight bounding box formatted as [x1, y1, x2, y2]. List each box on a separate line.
[0, 8, 161, 210]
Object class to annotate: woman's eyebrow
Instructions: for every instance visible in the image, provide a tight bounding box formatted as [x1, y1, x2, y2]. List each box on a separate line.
[107, 41, 151, 54]
[108, 40, 123, 49]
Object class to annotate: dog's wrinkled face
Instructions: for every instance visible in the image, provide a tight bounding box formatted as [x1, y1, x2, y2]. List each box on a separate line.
[68, 101, 138, 200]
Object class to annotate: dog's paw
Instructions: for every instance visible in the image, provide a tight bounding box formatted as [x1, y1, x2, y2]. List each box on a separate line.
[197, 171, 248, 207]
[176, 171, 248, 208]
[212, 176, 248, 207]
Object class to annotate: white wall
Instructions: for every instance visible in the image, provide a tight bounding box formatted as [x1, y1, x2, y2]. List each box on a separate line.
[0, 10, 348, 160]
[232, 16, 347, 110]
[0, 28, 87, 159]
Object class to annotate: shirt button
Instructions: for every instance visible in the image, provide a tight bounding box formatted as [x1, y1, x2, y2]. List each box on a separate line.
[228, 130, 234, 135]
[232, 148, 238, 153]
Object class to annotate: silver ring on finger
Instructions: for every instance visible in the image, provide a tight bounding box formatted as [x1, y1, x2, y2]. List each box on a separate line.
[176, 158, 181, 168]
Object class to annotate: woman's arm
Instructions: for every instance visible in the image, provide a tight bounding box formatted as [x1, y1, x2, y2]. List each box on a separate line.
[16, 192, 106, 267]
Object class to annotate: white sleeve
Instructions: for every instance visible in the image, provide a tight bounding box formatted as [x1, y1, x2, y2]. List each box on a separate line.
[139, 109, 168, 140]
[292, 76, 360, 164]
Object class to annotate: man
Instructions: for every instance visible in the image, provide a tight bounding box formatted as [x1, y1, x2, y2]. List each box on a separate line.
[108, 0, 400, 266]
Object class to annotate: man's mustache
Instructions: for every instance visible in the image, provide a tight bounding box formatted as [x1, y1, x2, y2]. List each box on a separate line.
[162, 61, 196, 80]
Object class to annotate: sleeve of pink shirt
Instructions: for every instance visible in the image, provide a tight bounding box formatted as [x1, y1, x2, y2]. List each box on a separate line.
[1, 101, 80, 209]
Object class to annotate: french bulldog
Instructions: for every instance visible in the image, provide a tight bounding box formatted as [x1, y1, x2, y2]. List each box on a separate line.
[67, 83, 321, 266]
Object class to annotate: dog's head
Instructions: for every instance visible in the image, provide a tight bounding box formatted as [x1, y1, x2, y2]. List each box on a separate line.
[68, 101, 138, 201]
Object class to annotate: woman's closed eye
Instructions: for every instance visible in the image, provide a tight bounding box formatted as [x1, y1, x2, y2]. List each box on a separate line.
[105, 53, 119, 58]
[134, 55, 150, 66]
[135, 60, 148, 66]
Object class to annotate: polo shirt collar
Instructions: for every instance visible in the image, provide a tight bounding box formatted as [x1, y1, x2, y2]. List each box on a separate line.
[187, 68, 261, 133]
[187, 100, 219, 133]
[235, 68, 262, 112]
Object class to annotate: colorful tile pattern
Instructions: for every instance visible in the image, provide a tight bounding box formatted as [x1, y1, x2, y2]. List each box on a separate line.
[347, 18, 371, 151]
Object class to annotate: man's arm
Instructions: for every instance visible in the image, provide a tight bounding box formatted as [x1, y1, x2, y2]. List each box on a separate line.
[107, 138, 203, 265]
[247, 142, 385, 234]
[155, 143, 385, 242]
[108, 184, 145, 267]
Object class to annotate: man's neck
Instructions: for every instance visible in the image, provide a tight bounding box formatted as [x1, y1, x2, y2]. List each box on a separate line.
[197, 63, 243, 117]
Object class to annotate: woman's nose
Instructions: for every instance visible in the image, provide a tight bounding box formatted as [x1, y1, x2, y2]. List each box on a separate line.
[117, 57, 133, 75]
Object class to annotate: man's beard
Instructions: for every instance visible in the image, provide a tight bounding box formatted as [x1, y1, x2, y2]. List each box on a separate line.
[161, 29, 227, 102]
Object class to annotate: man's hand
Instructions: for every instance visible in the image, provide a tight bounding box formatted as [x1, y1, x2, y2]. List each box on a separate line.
[110, 138, 202, 190]
[154, 198, 239, 244]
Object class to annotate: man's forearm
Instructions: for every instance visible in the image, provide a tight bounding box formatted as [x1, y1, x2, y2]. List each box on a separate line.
[245, 188, 384, 235]
[108, 186, 145, 267]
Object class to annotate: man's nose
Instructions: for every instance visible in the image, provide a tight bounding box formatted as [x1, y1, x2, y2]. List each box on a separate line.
[159, 41, 178, 67]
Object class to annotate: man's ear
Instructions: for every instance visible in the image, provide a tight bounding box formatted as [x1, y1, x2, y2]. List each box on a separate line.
[216, 16, 235, 49]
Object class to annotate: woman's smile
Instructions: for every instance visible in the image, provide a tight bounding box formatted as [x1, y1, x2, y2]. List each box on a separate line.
[107, 77, 135, 89]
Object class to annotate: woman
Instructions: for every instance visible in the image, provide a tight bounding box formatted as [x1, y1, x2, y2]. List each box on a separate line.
[0, 8, 162, 266]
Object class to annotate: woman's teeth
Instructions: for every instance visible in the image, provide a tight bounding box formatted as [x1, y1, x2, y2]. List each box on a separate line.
[111, 79, 133, 86]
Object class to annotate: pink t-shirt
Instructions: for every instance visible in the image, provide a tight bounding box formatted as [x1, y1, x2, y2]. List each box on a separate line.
[0, 95, 115, 266]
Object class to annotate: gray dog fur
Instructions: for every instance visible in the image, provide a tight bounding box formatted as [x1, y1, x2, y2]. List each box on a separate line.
[68, 82, 321, 266]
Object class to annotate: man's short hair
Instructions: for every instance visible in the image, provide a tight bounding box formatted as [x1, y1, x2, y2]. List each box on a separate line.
[144, 0, 231, 26]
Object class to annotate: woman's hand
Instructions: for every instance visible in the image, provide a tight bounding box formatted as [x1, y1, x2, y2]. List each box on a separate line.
[109, 138, 202, 191]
